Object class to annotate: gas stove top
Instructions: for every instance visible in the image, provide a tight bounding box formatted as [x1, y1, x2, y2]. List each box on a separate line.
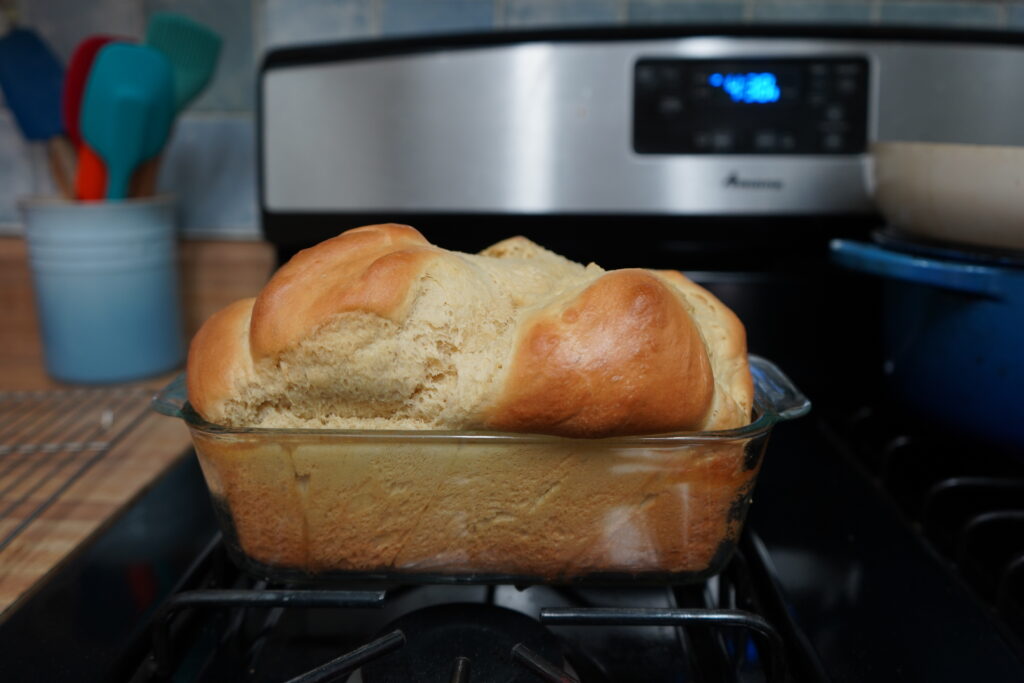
[123, 529, 803, 682]
[2, 411, 1021, 682]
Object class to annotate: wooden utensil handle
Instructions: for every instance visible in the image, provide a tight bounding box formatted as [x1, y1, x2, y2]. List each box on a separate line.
[46, 137, 76, 199]
[129, 157, 160, 198]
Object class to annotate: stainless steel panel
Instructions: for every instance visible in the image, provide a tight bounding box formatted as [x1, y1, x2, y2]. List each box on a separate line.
[262, 36, 1024, 215]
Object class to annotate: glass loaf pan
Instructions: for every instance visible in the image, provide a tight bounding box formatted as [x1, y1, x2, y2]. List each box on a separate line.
[153, 356, 809, 585]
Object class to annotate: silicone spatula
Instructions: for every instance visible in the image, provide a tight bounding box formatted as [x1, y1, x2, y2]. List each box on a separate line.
[63, 36, 123, 147]
[145, 12, 222, 112]
[0, 28, 63, 140]
[74, 145, 107, 201]
[64, 36, 124, 199]
[0, 28, 73, 196]
[130, 13, 222, 197]
[80, 43, 175, 200]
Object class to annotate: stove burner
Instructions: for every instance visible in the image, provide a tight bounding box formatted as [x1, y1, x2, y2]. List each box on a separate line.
[359, 603, 572, 683]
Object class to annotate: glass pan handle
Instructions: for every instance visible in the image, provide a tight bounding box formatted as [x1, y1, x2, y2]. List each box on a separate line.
[749, 355, 811, 422]
[152, 373, 187, 419]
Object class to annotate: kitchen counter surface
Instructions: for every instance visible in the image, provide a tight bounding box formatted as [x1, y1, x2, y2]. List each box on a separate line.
[0, 236, 274, 618]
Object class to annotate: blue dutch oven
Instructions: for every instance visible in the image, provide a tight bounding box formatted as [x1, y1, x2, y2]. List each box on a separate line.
[830, 237, 1024, 450]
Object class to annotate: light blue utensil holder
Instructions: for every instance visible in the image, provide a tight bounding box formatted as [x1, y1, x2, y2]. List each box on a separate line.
[20, 195, 185, 384]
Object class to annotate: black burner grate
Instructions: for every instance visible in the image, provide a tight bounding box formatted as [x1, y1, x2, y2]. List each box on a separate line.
[128, 531, 815, 683]
[836, 406, 1024, 648]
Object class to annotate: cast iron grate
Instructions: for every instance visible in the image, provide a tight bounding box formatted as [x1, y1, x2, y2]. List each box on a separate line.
[129, 531, 817, 683]
[0, 387, 153, 552]
[838, 406, 1024, 646]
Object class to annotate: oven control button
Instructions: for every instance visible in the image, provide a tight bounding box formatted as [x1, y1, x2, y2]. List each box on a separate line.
[825, 105, 845, 121]
[837, 77, 858, 95]
[694, 131, 712, 150]
[658, 95, 684, 116]
[712, 131, 734, 151]
[754, 131, 778, 151]
[781, 134, 796, 151]
[822, 133, 844, 151]
[659, 65, 682, 86]
[636, 64, 659, 89]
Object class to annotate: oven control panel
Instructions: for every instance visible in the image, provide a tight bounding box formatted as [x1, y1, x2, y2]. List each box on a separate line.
[633, 57, 869, 155]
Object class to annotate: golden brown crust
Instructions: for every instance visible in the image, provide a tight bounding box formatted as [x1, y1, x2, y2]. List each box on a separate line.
[186, 226, 751, 436]
[187, 297, 257, 423]
[656, 270, 754, 430]
[248, 223, 439, 359]
[485, 269, 714, 437]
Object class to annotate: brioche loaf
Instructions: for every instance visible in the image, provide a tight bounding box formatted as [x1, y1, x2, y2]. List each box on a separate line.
[185, 225, 757, 579]
[188, 224, 752, 436]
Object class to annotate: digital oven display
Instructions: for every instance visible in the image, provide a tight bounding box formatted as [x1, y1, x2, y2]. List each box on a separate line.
[706, 71, 783, 104]
[633, 57, 868, 155]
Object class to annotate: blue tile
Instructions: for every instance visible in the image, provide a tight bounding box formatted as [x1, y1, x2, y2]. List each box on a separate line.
[628, 1, 745, 23]
[157, 115, 258, 238]
[381, 0, 494, 36]
[1007, 4, 1024, 28]
[503, 0, 621, 28]
[879, 3, 1004, 29]
[144, 0, 256, 113]
[0, 109, 35, 228]
[262, 0, 375, 49]
[753, 2, 872, 24]
[22, 0, 144, 63]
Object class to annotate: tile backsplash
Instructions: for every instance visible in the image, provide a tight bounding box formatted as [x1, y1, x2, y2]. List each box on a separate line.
[3, 0, 1021, 239]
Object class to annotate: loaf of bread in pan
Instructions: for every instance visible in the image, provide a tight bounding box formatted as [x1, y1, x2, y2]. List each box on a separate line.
[186, 224, 757, 578]
[187, 224, 752, 436]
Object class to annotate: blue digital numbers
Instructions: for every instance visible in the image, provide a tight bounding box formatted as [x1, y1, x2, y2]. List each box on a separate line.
[708, 72, 780, 103]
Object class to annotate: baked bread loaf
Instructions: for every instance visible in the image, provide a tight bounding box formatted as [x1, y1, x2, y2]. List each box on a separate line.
[188, 224, 752, 436]
[185, 225, 758, 580]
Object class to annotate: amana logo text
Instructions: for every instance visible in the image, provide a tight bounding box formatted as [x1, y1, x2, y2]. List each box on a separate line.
[723, 172, 784, 190]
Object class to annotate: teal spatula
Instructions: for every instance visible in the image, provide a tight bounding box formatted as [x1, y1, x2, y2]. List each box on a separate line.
[127, 13, 222, 198]
[80, 43, 175, 200]
[146, 12, 222, 112]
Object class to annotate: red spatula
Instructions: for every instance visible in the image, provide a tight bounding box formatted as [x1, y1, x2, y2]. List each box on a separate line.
[64, 36, 126, 200]
[63, 36, 122, 147]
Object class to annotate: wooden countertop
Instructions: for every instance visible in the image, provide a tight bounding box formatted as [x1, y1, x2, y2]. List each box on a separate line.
[0, 236, 275, 618]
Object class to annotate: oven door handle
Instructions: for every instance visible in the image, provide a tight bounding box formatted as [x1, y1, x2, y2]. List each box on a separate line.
[829, 239, 1004, 299]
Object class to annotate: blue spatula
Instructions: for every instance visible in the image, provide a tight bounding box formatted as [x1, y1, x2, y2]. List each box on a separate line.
[0, 27, 74, 197]
[80, 43, 175, 200]
[0, 28, 63, 139]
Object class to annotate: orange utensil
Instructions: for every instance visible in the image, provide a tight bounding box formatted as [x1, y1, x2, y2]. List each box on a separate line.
[74, 144, 106, 200]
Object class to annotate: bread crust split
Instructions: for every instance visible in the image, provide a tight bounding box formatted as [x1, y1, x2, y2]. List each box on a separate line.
[187, 224, 752, 437]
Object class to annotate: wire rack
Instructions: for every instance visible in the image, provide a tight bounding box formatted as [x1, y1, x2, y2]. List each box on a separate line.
[0, 387, 153, 553]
